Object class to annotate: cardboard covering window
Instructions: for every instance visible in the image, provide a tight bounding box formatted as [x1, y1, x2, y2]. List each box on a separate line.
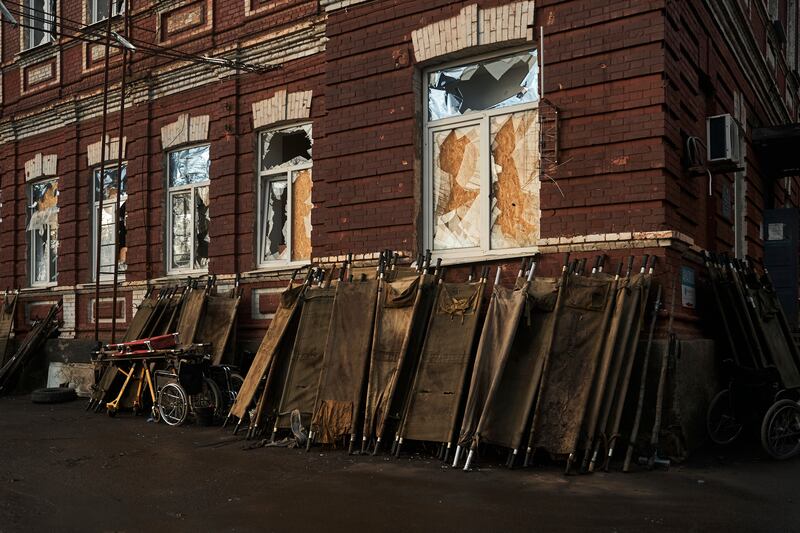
[432, 125, 481, 250]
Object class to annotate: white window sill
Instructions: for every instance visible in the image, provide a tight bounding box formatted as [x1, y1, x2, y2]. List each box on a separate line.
[428, 248, 539, 267]
[85, 14, 124, 30]
[19, 40, 55, 56]
[162, 268, 210, 280]
[244, 261, 311, 277]
[23, 282, 58, 291]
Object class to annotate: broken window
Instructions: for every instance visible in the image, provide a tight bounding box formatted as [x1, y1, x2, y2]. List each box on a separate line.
[490, 110, 540, 249]
[428, 50, 539, 121]
[88, 0, 125, 25]
[92, 165, 127, 280]
[27, 178, 58, 285]
[258, 124, 313, 265]
[425, 50, 541, 254]
[23, 0, 56, 50]
[167, 145, 210, 273]
[431, 124, 481, 249]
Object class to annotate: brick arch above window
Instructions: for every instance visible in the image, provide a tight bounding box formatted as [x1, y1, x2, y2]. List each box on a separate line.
[252, 89, 313, 130]
[87, 135, 127, 167]
[24, 153, 57, 182]
[160, 113, 210, 150]
[411, 1, 535, 64]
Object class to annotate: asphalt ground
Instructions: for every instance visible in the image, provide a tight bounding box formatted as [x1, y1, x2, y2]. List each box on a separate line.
[1, 396, 797, 532]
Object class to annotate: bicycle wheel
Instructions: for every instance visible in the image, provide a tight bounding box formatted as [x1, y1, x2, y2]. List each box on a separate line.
[707, 388, 743, 445]
[158, 382, 189, 426]
[761, 399, 800, 460]
[191, 377, 223, 418]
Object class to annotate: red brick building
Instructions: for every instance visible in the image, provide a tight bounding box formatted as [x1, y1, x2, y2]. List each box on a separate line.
[0, 0, 798, 354]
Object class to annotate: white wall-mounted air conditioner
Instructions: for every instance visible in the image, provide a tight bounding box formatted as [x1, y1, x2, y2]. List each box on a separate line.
[706, 114, 741, 164]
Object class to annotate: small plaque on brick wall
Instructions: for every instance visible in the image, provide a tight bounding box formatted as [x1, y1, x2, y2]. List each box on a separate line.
[161, 1, 207, 41]
[24, 59, 56, 91]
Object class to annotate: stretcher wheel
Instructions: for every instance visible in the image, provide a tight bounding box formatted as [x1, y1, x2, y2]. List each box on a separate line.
[707, 389, 743, 445]
[760, 399, 800, 460]
[158, 382, 189, 426]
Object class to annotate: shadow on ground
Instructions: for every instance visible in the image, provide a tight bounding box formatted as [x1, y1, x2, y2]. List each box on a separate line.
[1, 396, 797, 532]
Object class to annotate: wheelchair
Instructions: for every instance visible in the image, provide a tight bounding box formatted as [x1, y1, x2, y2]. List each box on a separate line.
[154, 352, 244, 427]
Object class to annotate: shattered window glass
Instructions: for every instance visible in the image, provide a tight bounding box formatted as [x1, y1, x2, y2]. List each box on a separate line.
[167, 145, 210, 272]
[261, 177, 288, 262]
[428, 50, 539, 121]
[169, 145, 210, 187]
[90, 0, 125, 24]
[171, 192, 192, 270]
[261, 125, 312, 171]
[27, 179, 58, 284]
[94, 166, 128, 278]
[24, 0, 55, 50]
[490, 110, 541, 249]
[258, 124, 313, 265]
[432, 125, 481, 250]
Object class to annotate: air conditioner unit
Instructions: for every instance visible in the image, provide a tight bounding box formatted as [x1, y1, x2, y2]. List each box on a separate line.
[707, 114, 741, 164]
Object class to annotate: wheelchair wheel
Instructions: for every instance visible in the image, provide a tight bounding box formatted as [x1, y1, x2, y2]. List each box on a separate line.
[761, 399, 800, 460]
[707, 388, 743, 445]
[228, 372, 244, 404]
[158, 382, 189, 426]
[191, 377, 223, 418]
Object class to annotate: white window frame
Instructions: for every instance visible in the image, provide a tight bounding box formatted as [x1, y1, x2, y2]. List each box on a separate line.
[91, 164, 127, 282]
[166, 145, 210, 275]
[22, 0, 56, 51]
[27, 177, 58, 287]
[256, 123, 313, 268]
[422, 47, 540, 261]
[88, 0, 125, 25]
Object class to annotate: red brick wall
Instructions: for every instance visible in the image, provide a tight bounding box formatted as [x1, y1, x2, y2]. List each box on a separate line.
[0, 0, 796, 342]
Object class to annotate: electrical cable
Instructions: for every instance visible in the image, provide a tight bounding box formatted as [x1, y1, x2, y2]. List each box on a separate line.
[2, 2, 275, 72]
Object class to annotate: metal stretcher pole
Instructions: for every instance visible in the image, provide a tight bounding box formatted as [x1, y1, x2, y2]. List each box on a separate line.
[362, 258, 386, 455]
[623, 281, 662, 472]
[524, 253, 570, 467]
[602, 255, 656, 470]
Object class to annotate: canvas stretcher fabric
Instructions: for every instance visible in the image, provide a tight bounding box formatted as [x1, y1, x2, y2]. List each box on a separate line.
[457, 284, 528, 449]
[397, 280, 485, 444]
[469, 278, 558, 451]
[588, 275, 647, 450]
[229, 285, 304, 420]
[311, 280, 379, 444]
[362, 275, 436, 444]
[528, 274, 614, 456]
[274, 286, 336, 429]
[174, 286, 207, 346]
[0, 294, 18, 368]
[196, 291, 241, 365]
